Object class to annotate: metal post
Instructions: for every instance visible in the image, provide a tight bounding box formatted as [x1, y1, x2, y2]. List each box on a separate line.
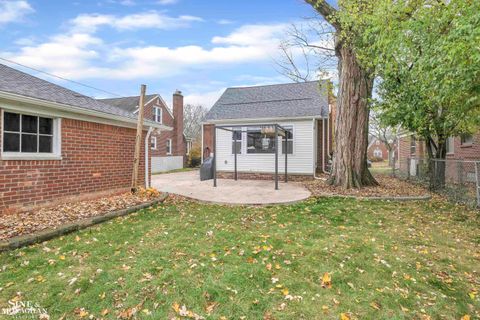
[234, 130, 238, 181]
[213, 126, 217, 187]
[275, 125, 279, 190]
[284, 132, 288, 183]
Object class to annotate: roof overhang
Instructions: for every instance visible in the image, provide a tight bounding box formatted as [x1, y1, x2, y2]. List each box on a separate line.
[0, 90, 172, 131]
[202, 115, 326, 125]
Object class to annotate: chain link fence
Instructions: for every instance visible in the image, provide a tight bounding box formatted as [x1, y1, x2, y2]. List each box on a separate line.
[396, 157, 480, 208]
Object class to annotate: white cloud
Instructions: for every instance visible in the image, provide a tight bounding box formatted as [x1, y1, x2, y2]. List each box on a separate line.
[0, 0, 34, 26]
[5, 23, 291, 81]
[70, 11, 203, 33]
[157, 0, 178, 4]
[217, 19, 234, 25]
[184, 89, 225, 108]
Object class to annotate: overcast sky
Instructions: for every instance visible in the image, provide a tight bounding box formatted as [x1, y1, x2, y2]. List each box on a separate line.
[0, 0, 330, 108]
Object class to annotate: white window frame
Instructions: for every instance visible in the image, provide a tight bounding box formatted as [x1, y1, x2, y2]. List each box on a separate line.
[166, 138, 172, 155]
[373, 148, 383, 158]
[186, 140, 191, 155]
[281, 125, 294, 155]
[154, 106, 162, 124]
[151, 136, 157, 150]
[1, 109, 62, 160]
[231, 128, 243, 155]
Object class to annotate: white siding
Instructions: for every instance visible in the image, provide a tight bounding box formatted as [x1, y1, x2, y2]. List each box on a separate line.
[215, 120, 314, 175]
[152, 156, 183, 173]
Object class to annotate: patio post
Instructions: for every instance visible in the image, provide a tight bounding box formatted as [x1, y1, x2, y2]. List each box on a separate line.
[284, 131, 288, 183]
[213, 125, 217, 187]
[275, 125, 279, 190]
[234, 130, 238, 181]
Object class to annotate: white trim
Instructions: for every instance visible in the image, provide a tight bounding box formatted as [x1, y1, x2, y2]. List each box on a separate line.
[1, 109, 62, 160]
[158, 95, 175, 119]
[203, 115, 326, 125]
[0, 91, 171, 130]
[166, 138, 173, 155]
[154, 106, 163, 124]
[151, 136, 157, 150]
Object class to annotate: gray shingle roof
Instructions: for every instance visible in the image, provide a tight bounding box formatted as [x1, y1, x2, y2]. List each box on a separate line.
[0, 63, 137, 121]
[98, 94, 158, 113]
[204, 81, 329, 121]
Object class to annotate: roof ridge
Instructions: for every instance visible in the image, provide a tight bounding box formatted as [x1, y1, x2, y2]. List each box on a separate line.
[226, 80, 323, 90]
[99, 93, 159, 101]
[219, 97, 313, 106]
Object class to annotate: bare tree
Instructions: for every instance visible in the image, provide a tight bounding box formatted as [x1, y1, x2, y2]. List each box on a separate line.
[183, 104, 208, 143]
[369, 111, 398, 165]
[275, 17, 337, 82]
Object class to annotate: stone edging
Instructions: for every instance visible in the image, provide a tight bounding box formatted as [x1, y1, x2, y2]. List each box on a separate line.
[0, 193, 169, 252]
[315, 194, 432, 201]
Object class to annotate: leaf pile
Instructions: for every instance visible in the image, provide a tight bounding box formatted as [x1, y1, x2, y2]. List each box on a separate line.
[0, 189, 163, 240]
[305, 174, 429, 198]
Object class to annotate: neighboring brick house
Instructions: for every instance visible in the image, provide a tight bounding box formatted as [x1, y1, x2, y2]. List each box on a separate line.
[0, 64, 170, 213]
[100, 91, 190, 173]
[202, 81, 334, 180]
[397, 132, 479, 179]
[367, 138, 390, 161]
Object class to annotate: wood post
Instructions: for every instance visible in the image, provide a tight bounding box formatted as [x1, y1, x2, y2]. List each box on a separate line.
[131, 84, 146, 193]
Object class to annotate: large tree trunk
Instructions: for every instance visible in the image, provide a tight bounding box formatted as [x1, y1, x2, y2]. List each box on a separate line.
[328, 44, 378, 188]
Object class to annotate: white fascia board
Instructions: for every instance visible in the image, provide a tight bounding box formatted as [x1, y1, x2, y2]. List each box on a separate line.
[202, 115, 325, 125]
[0, 91, 171, 131]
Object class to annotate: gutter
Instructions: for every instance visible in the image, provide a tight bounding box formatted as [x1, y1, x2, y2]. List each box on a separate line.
[0, 91, 171, 131]
[202, 115, 327, 125]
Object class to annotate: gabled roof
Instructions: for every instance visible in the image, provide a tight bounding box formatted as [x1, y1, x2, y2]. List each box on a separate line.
[0, 63, 140, 121]
[98, 94, 158, 113]
[204, 81, 329, 122]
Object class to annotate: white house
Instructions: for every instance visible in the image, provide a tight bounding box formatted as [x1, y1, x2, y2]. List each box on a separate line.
[202, 81, 334, 179]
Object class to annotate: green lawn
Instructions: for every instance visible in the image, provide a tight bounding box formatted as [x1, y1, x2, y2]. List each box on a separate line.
[0, 197, 478, 319]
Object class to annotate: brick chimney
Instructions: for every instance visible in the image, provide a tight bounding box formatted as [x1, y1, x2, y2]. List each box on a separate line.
[172, 90, 184, 156]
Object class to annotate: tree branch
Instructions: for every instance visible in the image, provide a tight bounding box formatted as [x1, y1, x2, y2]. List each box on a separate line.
[304, 0, 340, 30]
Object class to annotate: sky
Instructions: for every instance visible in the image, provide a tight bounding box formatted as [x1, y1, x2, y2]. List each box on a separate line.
[0, 0, 332, 108]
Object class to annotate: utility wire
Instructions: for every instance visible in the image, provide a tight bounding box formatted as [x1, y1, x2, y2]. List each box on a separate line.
[0, 56, 122, 98]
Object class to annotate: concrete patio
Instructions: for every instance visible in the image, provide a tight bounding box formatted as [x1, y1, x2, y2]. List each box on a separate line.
[152, 170, 311, 205]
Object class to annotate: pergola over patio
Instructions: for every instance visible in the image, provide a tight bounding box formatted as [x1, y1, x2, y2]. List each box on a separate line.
[212, 124, 290, 190]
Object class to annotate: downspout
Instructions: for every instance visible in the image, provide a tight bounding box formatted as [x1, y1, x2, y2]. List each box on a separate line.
[325, 113, 330, 173]
[201, 123, 204, 163]
[145, 127, 153, 188]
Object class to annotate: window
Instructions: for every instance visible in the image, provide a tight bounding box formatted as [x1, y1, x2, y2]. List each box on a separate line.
[2, 111, 59, 157]
[446, 137, 455, 154]
[247, 126, 276, 154]
[186, 140, 192, 155]
[153, 107, 162, 123]
[231, 130, 242, 154]
[166, 139, 172, 155]
[151, 136, 157, 150]
[282, 127, 293, 154]
[373, 149, 383, 158]
[461, 133, 473, 146]
[410, 136, 416, 155]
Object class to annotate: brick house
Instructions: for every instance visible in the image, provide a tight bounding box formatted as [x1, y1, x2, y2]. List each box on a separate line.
[100, 91, 191, 173]
[202, 81, 334, 180]
[397, 132, 479, 179]
[0, 64, 170, 213]
[367, 138, 390, 161]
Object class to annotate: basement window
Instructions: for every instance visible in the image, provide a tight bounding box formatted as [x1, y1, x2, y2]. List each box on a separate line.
[2, 111, 61, 160]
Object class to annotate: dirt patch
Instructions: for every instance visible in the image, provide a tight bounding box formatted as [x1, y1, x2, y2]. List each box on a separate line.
[304, 174, 430, 198]
[0, 188, 162, 241]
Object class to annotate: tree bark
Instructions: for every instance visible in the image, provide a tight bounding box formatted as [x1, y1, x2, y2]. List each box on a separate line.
[327, 43, 378, 188]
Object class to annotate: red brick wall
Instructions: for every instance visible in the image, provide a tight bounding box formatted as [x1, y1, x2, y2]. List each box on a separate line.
[367, 139, 390, 161]
[203, 124, 214, 160]
[446, 133, 480, 160]
[145, 95, 186, 161]
[0, 115, 149, 213]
